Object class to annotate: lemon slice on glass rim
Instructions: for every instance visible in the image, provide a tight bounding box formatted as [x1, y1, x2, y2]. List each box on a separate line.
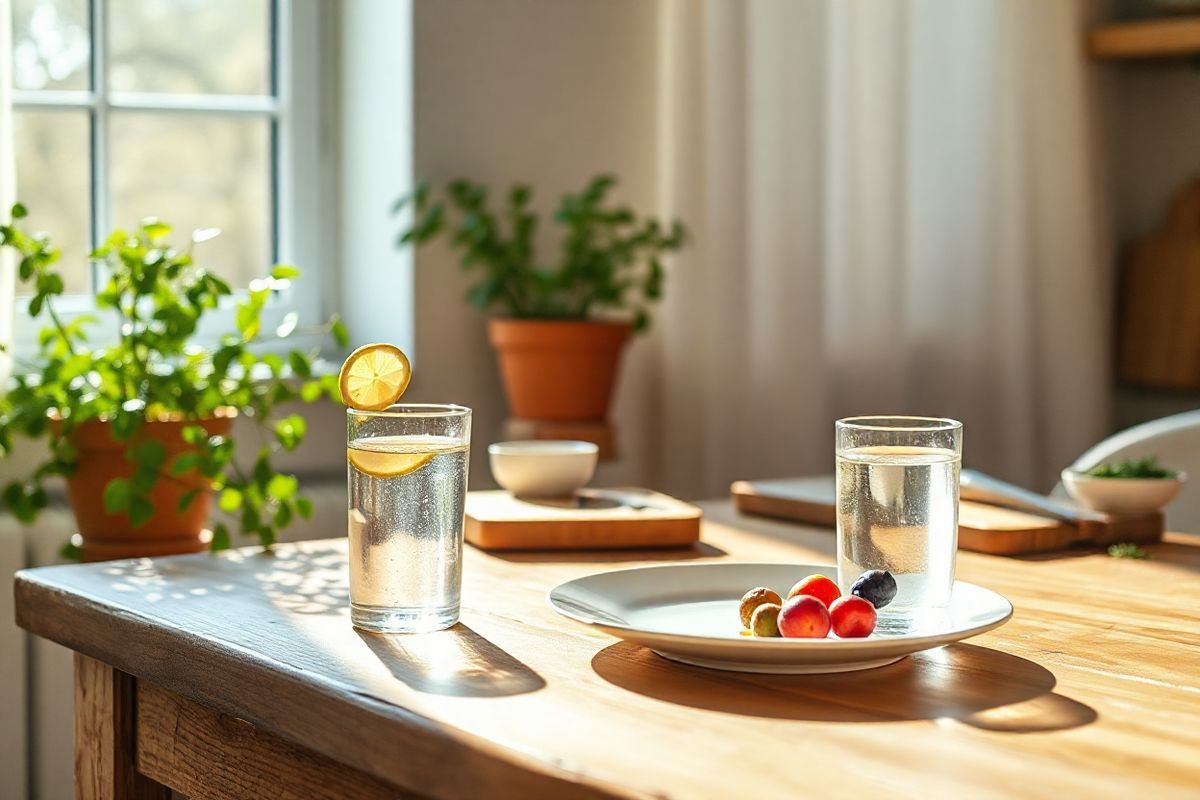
[341, 343, 428, 478]
[339, 343, 411, 411]
[347, 448, 433, 479]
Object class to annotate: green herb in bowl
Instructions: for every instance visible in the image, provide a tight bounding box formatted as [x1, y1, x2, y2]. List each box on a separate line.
[1086, 457, 1178, 480]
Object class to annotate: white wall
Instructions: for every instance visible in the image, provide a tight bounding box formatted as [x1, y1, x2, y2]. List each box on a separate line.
[407, 0, 663, 488]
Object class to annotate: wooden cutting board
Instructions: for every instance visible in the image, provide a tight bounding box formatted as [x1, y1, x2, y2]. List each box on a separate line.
[1118, 178, 1200, 387]
[731, 477, 1163, 556]
[465, 488, 701, 551]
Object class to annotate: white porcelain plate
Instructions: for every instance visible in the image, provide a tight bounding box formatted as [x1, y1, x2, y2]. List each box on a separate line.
[549, 563, 1013, 674]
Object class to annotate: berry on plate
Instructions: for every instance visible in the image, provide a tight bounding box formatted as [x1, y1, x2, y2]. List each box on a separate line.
[850, 570, 898, 609]
[777, 595, 832, 638]
[787, 574, 841, 609]
[829, 595, 877, 638]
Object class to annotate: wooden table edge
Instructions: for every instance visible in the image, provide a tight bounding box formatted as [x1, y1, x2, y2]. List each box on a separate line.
[14, 570, 650, 800]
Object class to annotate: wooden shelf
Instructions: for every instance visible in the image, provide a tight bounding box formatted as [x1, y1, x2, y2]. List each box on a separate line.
[1090, 17, 1200, 59]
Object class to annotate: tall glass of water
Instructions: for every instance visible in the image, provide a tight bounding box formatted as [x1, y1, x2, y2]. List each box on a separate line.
[347, 404, 471, 633]
[836, 416, 962, 633]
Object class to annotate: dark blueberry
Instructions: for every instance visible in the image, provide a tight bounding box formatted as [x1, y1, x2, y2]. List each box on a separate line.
[850, 570, 898, 609]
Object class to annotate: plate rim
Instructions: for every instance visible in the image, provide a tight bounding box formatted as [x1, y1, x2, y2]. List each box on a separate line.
[547, 561, 1014, 649]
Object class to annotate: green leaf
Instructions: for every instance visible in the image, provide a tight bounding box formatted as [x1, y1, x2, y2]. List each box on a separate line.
[112, 411, 142, 441]
[181, 425, 209, 445]
[58, 539, 83, 561]
[131, 468, 158, 494]
[321, 373, 342, 402]
[11, 202, 28, 219]
[102, 478, 134, 513]
[510, 185, 532, 207]
[129, 497, 154, 527]
[131, 439, 167, 472]
[270, 264, 301, 280]
[330, 315, 350, 348]
[262, 353, 285, 376]
[240, 505, 261, 533]
[218, 487, 243, 512]
[274, 502, 293, 527]
[210, 523, 231, 551]
[36, 272, 64, 295]
[300, 380, 323, 402]
[274, 414, 307, 451]
[236, 303, 260, 340]
[296, 496, 313, 519]
[253, 451, 272, 487]
[287, 351, 312, 379]
[170, 452, 202, 476]
[266, 473, 298, 501]
[177, 489, 200, 512]
[141, 217, 172, 239]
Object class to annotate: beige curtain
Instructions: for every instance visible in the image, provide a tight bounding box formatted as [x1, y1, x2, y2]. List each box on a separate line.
[655, 0, 1109, 497]
[0, 3, 13, 386]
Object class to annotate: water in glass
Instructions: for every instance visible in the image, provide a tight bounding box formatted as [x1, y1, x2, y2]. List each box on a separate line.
[348, 433, 469, 632]
[837, 441, 960, 633]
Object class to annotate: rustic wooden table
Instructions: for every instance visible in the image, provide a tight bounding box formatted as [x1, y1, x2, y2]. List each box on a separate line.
[14, 502, 1200, 799]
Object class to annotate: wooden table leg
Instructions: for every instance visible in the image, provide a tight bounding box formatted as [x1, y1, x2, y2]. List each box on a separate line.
[74, 654, 171, 800]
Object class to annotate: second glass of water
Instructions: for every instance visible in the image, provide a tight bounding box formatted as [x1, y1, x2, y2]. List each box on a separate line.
[836, 416, 962, 633]
[347, 404, 471, 633]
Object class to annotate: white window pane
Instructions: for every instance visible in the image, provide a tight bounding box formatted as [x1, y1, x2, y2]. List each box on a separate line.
[13, 109, 93, 296]
[110, 112, 272, 289]
[11, 0, 90, 91]
[107, 0, 272, 96]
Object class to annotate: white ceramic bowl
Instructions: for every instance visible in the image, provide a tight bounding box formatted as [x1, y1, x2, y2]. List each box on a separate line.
[488, 440, 599, 497]
[1061, 468, 1186, 515]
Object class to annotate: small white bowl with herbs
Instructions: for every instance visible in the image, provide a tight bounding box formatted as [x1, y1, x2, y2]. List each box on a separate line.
[1061, 457, 1185, 515]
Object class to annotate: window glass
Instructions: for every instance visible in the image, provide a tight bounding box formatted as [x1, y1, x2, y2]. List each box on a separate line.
[11, 0, 90, 92]
[13, 109, 93, 295]
[110, 112, 272, 288]
[107, 0, 272, 95]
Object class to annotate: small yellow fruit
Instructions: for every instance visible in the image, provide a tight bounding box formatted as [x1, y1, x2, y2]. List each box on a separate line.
[750, 603, 782, 637]
[739, 587, 783, 628]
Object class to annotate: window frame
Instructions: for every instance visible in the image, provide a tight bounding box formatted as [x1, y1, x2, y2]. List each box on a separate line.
[8, 0, 329, 357]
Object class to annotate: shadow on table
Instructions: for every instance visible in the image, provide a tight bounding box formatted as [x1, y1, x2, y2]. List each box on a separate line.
[358, 624, 546, 698]
[590, 641, 1096, 732]
[488, 541, 728, 564]
[253, 547, 350, 615]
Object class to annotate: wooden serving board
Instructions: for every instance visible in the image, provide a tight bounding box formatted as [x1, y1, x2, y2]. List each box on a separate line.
[465, 488, 701, 551]
[731, 477, 1163, 556]
[1118, 178, 1200, 388]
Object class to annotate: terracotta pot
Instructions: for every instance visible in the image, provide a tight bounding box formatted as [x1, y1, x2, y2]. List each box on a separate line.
[62, 412, 235, 561]
[488, 318, 631, 421]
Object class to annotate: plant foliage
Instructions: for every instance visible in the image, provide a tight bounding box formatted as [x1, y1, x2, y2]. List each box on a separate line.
[394, 174, 685, 331]
[0, 205, 349, 550]
[1086, 457, 1177, 480]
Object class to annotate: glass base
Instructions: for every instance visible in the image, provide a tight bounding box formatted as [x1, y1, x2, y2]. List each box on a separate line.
[875, 606, 952, 636]
[351, 602, 459, 634]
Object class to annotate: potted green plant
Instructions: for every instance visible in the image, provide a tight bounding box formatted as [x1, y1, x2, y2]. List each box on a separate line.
[395, 175, 685, 421]
[0, 204, 347, 560]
